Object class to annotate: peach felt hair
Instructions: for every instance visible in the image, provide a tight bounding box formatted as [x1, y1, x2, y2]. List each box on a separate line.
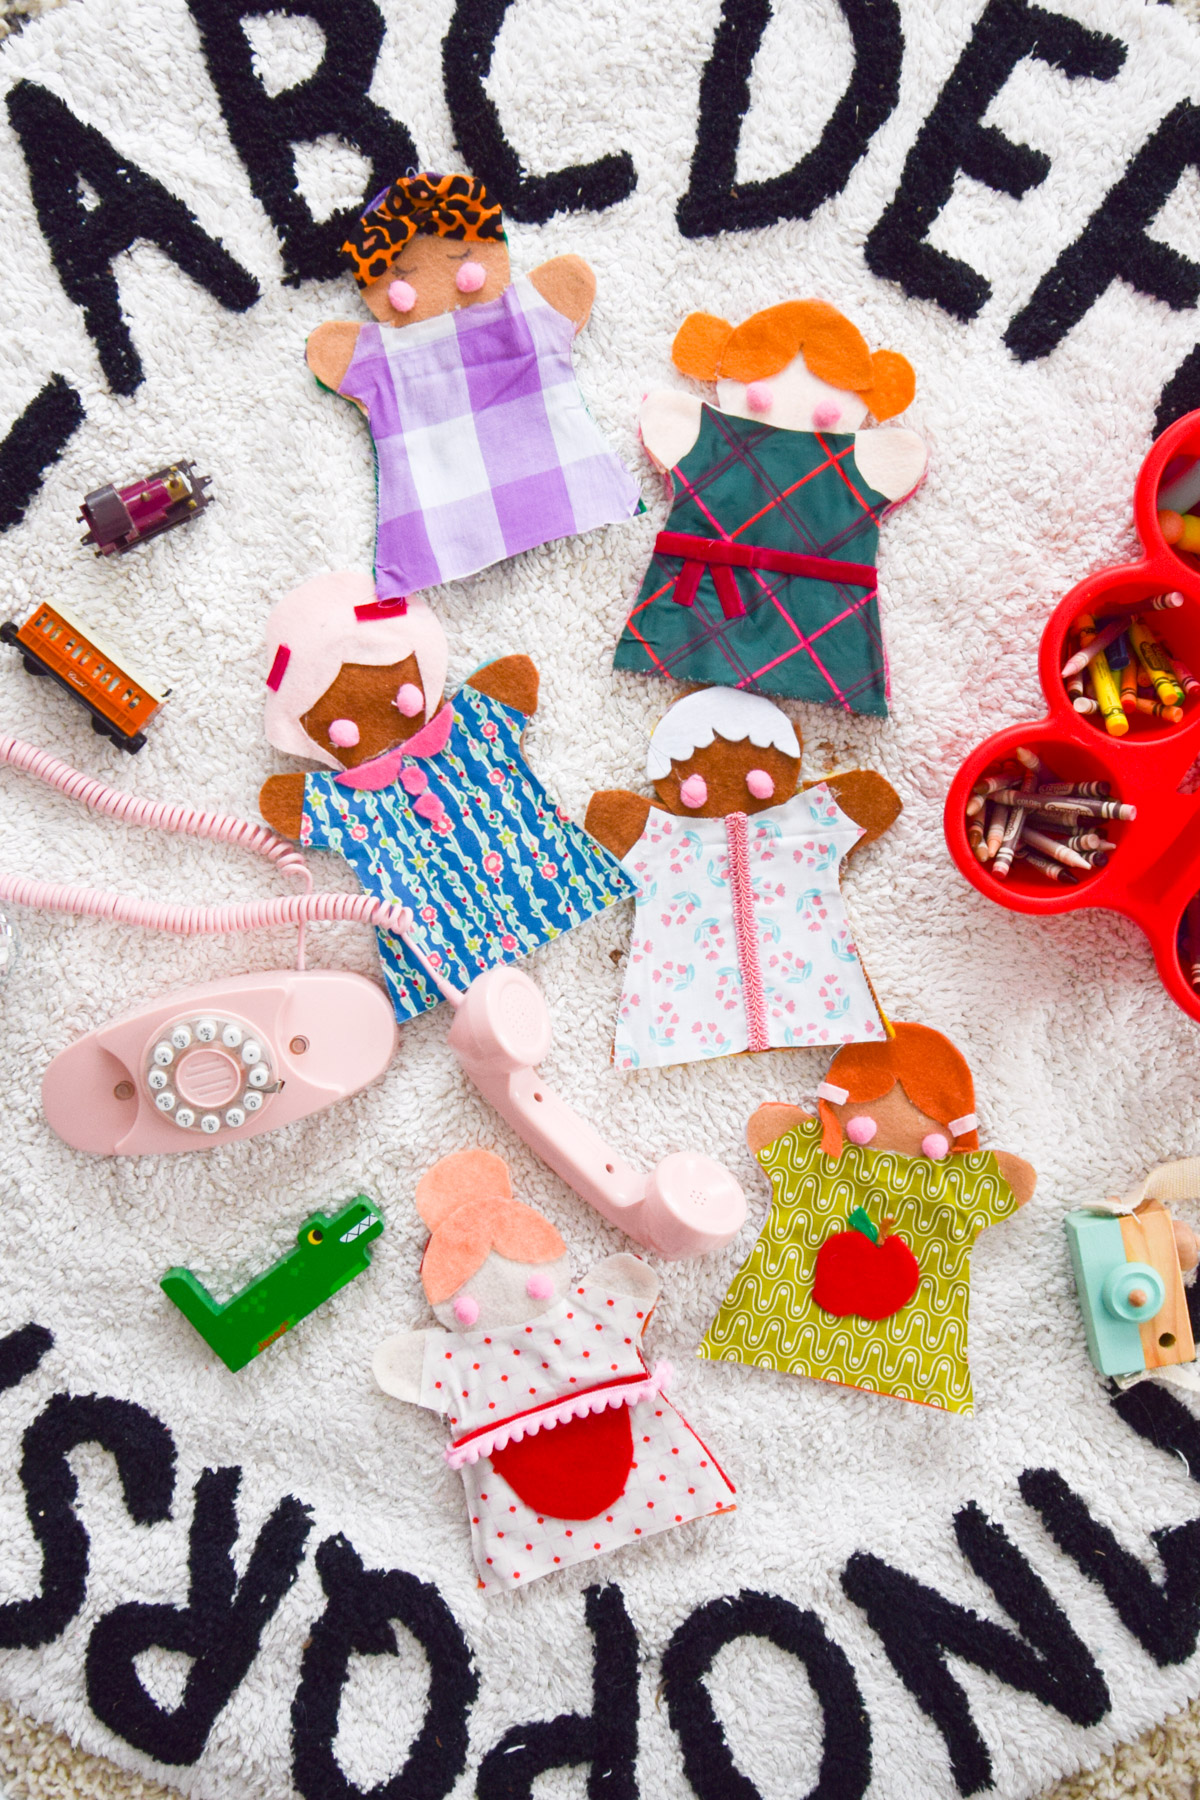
[817, 1023, 980, 1158]
[416, 1149, 566, 1305]
[263, 570, 449, 770]
[672, 300, 915, 423]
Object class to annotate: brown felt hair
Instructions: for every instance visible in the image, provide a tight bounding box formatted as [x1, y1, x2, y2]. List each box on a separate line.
[672, 300, 915, 422]
[817, 1023, 979, 1157]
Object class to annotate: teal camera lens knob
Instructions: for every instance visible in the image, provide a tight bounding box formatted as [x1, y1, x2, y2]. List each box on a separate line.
[1102, 1260, 1166, 1322]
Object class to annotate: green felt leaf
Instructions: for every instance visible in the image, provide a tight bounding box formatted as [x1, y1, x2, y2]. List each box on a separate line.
[846, 1206, 879, 1243]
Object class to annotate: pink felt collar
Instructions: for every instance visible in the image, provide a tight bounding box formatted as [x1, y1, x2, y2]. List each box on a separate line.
[335, 704, 454, 791]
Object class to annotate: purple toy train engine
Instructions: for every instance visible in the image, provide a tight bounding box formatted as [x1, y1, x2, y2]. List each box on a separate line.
[80, 461, 211, 556]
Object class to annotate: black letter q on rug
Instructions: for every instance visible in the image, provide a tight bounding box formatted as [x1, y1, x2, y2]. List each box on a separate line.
[661, 1590, 871, 1800]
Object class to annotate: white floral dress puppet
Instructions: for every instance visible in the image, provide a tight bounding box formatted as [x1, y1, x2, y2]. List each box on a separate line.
[374, 1151, 735, 1590]
[587, 688, 900, 1068]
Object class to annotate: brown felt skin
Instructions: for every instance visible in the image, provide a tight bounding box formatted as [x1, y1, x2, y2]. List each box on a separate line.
[745, 1088, 1037, 1206]
[306, 243, 594, 393]
[259, 654, 540, 840]
[585, 732, 900, 858]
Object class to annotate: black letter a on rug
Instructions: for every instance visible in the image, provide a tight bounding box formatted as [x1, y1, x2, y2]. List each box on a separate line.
[842, 1501, 1109, 1797]
[86, 1465, 311, 1765]
[6, 82, 260, 398]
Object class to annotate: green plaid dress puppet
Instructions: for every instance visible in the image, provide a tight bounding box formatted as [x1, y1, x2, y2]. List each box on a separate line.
[613, 407, 896, 715]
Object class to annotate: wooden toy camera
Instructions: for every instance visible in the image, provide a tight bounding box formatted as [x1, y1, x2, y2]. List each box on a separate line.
[1066, 1177, 1199, 1379]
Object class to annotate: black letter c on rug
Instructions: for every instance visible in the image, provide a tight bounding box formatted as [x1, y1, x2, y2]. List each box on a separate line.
[290, 1533, 477, 1800]
[660, 1590, 871, 1800]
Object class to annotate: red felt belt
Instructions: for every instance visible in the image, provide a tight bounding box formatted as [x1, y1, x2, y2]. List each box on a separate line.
[656, 531, 877, 620]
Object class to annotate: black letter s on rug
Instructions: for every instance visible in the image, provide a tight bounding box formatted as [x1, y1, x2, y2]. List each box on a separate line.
[86, 1465, 311, 1765]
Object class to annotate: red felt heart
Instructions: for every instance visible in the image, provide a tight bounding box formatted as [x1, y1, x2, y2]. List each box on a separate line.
[812, 1228, 920, 1321]
[490, 1404, 634, 1520]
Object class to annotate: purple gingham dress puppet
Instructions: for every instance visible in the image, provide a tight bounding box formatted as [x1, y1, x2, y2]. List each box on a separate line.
[335, 276, 642, 594]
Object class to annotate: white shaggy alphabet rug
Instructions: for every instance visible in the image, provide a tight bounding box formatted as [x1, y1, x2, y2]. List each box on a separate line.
[3, 2, 1200, 1798]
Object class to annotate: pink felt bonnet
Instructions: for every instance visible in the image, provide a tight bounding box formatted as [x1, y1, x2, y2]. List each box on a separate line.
[263, 571, 449, 770]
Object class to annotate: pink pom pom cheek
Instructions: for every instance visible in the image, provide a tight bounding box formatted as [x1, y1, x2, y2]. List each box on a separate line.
[745, 382, 773, 417]
[525, 1272, 554, 1300]
[395, 682, 424, 717]
[453, 1294, 479, 1326]
[679, 774, 708, 809]
[455, 261, 487, 293]
[845, 1115, 877, 1145]
[388, 279, 417, 313]
[812, 401, 843, 430]
[327, 718, 360, 748]
[921, 1133, 950, 1160]
[745, 768, 775, 800]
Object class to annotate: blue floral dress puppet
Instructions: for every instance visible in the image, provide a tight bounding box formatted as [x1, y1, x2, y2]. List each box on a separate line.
[259, 572, 632, 1020]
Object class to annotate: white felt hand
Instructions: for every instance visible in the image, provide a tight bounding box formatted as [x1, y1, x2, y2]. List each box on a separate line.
[853, 427, 927, 502]
[639, 390, 703, 470]
[372, 1328, 435, 1405]
[585, 1252, 661, 1306]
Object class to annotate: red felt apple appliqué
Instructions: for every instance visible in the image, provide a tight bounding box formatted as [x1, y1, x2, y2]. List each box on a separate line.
[812, 1207, 920, 1321]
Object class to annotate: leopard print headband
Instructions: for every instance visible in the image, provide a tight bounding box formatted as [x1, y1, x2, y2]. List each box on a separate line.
[341, 173, 506, 287]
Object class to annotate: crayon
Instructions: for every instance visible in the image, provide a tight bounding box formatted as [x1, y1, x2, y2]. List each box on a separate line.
[1014, 746, 1042, 772]
[1107, 632, 1130, 672]
[1120, 655, 1139, 713]
[1188, 894, 1200, 987]
[1062, 618, 1131, 679]
[992, 804, 1026, 879]
[1063, 832, 1115, 853]
[1158, 510, 1200, 553]
[1014, 844, 1077, 884]
[1169, 651, 1200, 701]
[1073, 695, 1099, 714]
[1129, 619, 1184, 706]
[971, 767, 1022, 799]
[1036, 781, 1110, 798]
[1093, 591, 1185, 623]
[1132, 695, 1184, 723]
[967, 817, 987, 861]
[1022, 828, 1092, 872]
[1088, 648, 1129, 736]
[985, 804, 1009, 860]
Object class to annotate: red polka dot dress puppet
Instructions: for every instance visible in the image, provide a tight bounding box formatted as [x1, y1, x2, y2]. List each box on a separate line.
[373, 1151, 735, 1590]
[305, 173, 642, 597]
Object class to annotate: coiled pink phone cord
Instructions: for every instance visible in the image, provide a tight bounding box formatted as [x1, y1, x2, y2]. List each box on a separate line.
[0, 737, 420, 959]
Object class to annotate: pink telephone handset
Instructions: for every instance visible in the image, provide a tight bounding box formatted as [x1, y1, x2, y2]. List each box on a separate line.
[424, 961, 747, 1260]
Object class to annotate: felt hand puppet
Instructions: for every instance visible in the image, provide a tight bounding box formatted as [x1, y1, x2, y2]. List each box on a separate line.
[585, 686, 901, 1068]
[304, 172, 641, 597]
[699, 1025, 1037, 1414]
[613, 300, 927, 716]
[258, 571, 633, 1024]
[373, 1150, 735, 1590]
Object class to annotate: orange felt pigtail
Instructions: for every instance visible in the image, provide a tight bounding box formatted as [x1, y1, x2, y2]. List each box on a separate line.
[672, 312, 734, 381]
[414, 1147, 567, 1303]
[859, 348, 916, 423]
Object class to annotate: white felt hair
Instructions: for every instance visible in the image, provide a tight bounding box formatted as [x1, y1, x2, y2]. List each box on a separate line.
[646, 686, 801, 780]
[263, 571, 449, 769]
[817, 1082, 849, 1105]
[948, 1112, 978, 1137]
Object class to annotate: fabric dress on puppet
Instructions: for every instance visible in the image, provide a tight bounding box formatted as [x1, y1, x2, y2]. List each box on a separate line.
[612, 406, 903, 715]
[300, 686, 634, 1021]
[418, 1274, 735, 1589]
[613, 782, 884, 1069]
[333, 275, 642, 594]
[699, 1113, 1018, 1414]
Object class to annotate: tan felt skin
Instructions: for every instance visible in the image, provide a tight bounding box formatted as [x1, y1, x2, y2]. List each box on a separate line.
[306, 243, 594, 395]
[1121, 1201, 1195, 1368]
[260, 655, 539, 841]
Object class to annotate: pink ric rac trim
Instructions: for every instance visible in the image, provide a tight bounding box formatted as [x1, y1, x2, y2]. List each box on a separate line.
[444, 1360, 673, 1470]
[725, 810, 768, 1052]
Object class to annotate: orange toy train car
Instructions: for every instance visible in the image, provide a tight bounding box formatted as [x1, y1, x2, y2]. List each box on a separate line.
[0, 600, 167, 752]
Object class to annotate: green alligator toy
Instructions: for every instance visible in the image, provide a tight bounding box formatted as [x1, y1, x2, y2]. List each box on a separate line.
[161, 1196, 384, 1371]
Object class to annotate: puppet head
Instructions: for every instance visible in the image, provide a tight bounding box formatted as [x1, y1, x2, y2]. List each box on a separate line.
[672, 300, 915, 434]
[415, 1150, 571, 1331]
[645, 688, 801, 819]
[816, 1023, 981, 1162]
[264, 570, 449, 771]
[340, 172, 511, 327]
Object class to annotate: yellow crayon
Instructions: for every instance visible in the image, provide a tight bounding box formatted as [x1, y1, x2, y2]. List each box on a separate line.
[1129, 619, 1184, 706]
[1088, 649, 1129, 737]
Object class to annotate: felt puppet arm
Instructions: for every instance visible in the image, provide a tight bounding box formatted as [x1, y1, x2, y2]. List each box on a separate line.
[746, 1103, 811, 1156]
[639, 390, 704, 471]
[527, 255, 596, 332]
[373, 1328, 444, 1407]
[809, 770, 901, 852]
[259, 772, 307, 841]
[463, 655, 539, 718]
[994, 1151, 1037, 1208]
[852, 428, 927, 503]
[306, 322, 362, 395]
[585, 1252, 661, 1307]
[584, 790, 653, 860]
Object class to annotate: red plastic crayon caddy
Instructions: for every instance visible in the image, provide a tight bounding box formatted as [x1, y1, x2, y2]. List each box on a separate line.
[944, 410, 1200, 1026]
